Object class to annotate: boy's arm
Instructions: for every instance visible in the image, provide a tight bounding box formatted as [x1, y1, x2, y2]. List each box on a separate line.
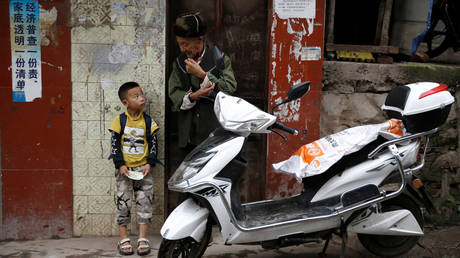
[110, 131, 125, 168]
[146, 131, 158, 166]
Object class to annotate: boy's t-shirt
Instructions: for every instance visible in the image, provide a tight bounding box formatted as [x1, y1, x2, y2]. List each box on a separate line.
[109, 111, 159, 168]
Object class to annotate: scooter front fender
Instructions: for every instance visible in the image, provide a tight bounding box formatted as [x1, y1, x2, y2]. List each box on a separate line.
[160, 198, 209, 241]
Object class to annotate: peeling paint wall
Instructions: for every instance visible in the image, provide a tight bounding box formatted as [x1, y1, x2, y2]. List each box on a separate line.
[71, 0, 165, 236]
[1, 1, 73, 240]
[40, 6, 58, 47]
[266, 0, 325, 199]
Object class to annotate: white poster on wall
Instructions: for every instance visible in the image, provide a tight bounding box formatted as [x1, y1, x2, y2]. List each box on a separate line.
[301, 47, 322, 61]
[9, 0, 42, 102]
[275, 0, 316, 19]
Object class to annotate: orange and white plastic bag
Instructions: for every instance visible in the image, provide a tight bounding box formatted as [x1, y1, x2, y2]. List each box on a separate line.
[273, 119, 405, 182]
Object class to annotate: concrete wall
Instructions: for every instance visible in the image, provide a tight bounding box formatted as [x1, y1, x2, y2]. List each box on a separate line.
[70, 0, 165, 236]
[390, 0, 431, 55]
[321, 61, 460, 134]
[321, 60, 460, 223]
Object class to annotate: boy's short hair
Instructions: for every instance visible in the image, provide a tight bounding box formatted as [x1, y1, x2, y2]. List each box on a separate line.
[118, 81, 140, 101]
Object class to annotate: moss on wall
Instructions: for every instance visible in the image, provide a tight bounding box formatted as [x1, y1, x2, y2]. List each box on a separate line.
[403, 63, 460, 86]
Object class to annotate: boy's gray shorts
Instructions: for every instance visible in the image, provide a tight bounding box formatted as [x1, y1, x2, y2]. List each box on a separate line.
[115, 165, 154, 226]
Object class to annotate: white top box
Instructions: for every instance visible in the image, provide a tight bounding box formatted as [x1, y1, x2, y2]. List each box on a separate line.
[382, 82, 454, 116]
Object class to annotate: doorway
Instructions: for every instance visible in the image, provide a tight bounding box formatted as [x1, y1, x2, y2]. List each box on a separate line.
[166, 0, 269, 214]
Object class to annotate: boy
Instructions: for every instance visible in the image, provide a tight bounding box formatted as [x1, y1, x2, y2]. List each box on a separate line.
[109, 81, 159, 256]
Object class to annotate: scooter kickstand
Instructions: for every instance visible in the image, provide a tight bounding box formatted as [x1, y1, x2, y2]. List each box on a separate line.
[339, 216, 347, 258]
[318, 236, 330, 257]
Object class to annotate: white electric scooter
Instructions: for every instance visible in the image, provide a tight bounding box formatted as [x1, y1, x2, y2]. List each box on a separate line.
[159, 81, 454, 257]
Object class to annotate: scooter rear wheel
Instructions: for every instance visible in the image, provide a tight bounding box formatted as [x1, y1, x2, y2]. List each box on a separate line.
[357, 194, 424, 257]
[158, 222, 212, 258]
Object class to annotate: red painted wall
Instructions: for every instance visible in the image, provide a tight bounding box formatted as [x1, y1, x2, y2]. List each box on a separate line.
[266, 1, 325, 199]
[0, 1, 72, 239]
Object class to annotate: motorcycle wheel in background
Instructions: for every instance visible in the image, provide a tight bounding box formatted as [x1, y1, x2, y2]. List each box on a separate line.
[357, 195, 424, 257]
[158, 222, 212, 258]
[423, 12, 454, 58]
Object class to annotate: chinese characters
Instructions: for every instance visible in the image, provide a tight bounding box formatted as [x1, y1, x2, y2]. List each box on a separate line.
[9, 0, 42, 102]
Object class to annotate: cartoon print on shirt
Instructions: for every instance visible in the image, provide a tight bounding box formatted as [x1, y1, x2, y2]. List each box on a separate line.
[122, 126, 145, 155]
[128, 129, 138, 152]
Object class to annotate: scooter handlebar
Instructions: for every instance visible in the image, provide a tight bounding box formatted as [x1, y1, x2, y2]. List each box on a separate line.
[271, 121, 299, 135]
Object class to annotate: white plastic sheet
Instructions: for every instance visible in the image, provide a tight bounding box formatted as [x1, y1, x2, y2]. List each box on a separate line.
[273, 119, 405, 182]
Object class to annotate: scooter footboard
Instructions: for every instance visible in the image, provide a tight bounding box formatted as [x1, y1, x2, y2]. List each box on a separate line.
[160, 198, 209, 241]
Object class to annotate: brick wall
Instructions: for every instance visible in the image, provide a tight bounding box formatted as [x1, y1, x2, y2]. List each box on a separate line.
[70, 0, 165, 236]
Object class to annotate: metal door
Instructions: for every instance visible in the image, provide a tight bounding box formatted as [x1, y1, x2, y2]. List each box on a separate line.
[166, 0, 269, 212]
[0, 1, 72, 239]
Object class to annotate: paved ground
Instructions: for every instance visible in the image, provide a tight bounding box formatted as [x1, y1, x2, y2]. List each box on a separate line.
[0, 226, 458, 257]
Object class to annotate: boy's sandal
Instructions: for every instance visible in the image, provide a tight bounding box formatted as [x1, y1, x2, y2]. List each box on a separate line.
[117, 238, 134, 256]
[137, 238, 151, 256]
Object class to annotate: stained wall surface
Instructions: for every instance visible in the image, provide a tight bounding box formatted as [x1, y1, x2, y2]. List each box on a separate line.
[70, 0, 166, 236]
[266, 0, 325, 199]
[1, 0, 72, 240]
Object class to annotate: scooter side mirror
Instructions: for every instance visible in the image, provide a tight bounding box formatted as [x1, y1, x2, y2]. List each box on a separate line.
[285, 81, 310, 103]
[272, 81, 311, 113]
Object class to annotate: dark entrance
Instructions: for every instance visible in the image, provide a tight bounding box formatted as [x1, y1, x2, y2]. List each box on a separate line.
[333, 0, 381, 45]
[166, 1, 269, 214]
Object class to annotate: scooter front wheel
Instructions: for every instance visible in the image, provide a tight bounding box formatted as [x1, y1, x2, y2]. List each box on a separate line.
[357, 194, 423, 257]
[158, 222, 212, 258]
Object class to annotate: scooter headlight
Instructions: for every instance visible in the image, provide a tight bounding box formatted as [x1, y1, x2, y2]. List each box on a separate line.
[222, 118, 270, 132]
[236, 118, 270, 131]
[169, 150, 217, 185]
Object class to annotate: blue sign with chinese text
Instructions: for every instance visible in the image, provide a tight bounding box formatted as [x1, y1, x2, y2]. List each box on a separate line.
[9, 0, 42, 102]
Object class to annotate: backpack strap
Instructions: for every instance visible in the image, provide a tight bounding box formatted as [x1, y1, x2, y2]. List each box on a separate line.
[119, 113, 127, 134]
[144, 112, 152, 141]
